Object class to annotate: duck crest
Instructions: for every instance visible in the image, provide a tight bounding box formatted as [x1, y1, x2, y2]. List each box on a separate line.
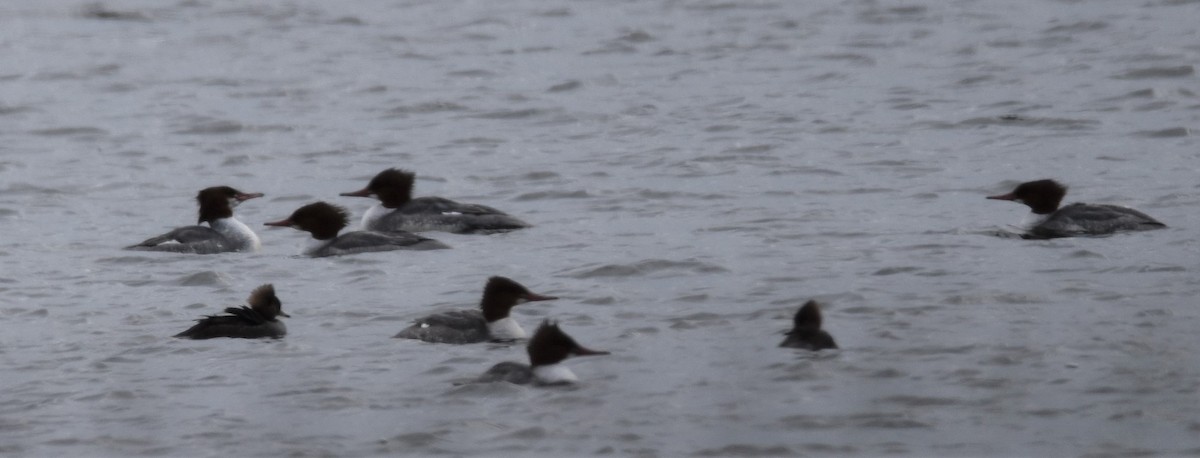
[368, 168, 415, 208]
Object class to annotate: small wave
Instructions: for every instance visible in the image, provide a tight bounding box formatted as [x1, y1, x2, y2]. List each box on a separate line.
[779, 413, 932, 429]
[563, 259, 729, 278]
[547, 80, 581, 92]
[174, 271, 232, 287]
[445, 69, 495, 78]
[379, 432, 443, 448]
[29, 127, 107, 137]
[693, 444, 794, 457]
[172, 118, 243, 135]
[1044, 21, 1108, 33]
[818, 53, 875, 65]
[82, 4, 150, 21]
[386, 102, 467, 115]
[1133, 127, 1189, 138]
[1102, 88, 1157, 100]
[873, 266, 921, 276]
[443, 381, 525, 397]
[0, 104, 34, 115]
[667, 312, 730, 330]
[949, 115, 1100, 131]
[1, 183, 70, 195]
[467, 108, 545, 120]
[878, 395, 962, 407]
[514, 190, 589, 201]
[520, 171, 559, 180]
[1114, 65, 1194, 79]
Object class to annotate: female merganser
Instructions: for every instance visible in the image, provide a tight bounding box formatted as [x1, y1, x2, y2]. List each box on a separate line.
[477, 320, 609, 386]
[127, 186, 263, 254]
[394, 276, 557, 343]
[264, 202, 448, 257]
[780, 300, 838, 350]
[174, 284, 289, 339]
[339, 168, 529, 234]
[986, 179, 1166, 239]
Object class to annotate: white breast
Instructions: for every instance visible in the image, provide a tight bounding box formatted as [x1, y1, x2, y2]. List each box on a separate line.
[302, 237, 330, 256]
[210, 217, 261, 252]
[1020, 211, 1050, 230]
[532, 364, 578, 385]
[487, 317, 526, 340]
[360, 203, 389, 231]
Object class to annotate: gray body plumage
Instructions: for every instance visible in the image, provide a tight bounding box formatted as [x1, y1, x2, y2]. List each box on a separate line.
[175, 306, 286, 339]
[307, 230, 449, 257]
[127, 218, 259, 254]
[1028, 203, 1166, 239]
[477, 362, 535, 385]
[368, 197, 529, 234]
[394, 310, 490, 343]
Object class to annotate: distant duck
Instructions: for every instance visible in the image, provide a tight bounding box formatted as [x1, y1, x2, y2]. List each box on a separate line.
[780, 300, 838, 351]
[340, 168, 529, 234]
[175, 284, 288, 339]
[477, 320, 609, 386]
[987, 179, 1165, 239]
[394, 276, 557, 344]
[263, 202, 449, 257]
[127, 186, 263, 254]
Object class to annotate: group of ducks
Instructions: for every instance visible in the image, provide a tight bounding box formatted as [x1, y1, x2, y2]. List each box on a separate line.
[128, 168, 529, 257]
[133, 168, 610, 385]
[134, 172, 1167, 385]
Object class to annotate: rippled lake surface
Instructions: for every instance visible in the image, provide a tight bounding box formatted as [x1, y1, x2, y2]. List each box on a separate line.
[2, 0, 1199, 456]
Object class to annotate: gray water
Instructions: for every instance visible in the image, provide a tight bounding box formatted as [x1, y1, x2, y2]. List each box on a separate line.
[2, 0, 1199, 456]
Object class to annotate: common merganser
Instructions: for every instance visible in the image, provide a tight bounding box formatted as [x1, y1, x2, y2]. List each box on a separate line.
[174, 284, 288, 339]
[339, 168, 529, 234]
[394, 276, 557, 343]
[127, 186, 263, 254]
[264, 202, 448, 257]
[477, 320, 609, 386]
[986, 179, 1166, 239]
[780, 300, 837, 350]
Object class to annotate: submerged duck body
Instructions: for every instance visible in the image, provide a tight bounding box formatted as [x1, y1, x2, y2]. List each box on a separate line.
[394, 276, 557, 344]
[780, 300, 838, 351]
[341, 168, 529, 234]
[986, 179, 1165, 239]
[264, 202, 449, 257]
[127, 186, 263, 254]
[477, 320, 609, 386]
[175, 284, 289, 339]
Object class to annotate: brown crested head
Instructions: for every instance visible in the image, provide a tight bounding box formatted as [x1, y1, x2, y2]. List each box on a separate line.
[196, 186, 263, 224]
[247, 284, 288, 319]
[479, 276, 558, 322]
[340, 168, 415, 209]
[263, 202, 349, 240]
[793, 300, 824, 331]
[527, 320, 609, 367]
[986, 179, 1067, 215]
